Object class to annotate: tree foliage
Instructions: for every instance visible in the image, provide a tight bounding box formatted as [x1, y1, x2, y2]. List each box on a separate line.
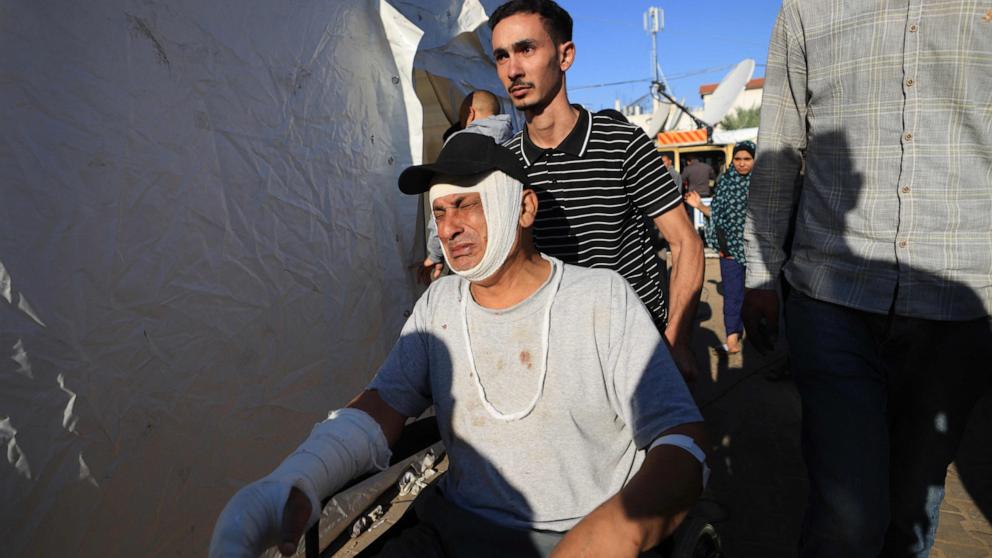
[719, 105, 761, 130]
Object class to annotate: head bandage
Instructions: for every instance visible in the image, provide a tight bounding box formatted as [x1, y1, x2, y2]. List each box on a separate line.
[429, 170, 524, 282]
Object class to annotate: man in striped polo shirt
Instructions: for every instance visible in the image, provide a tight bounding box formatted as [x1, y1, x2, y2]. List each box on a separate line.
[489, 0, 704, 380]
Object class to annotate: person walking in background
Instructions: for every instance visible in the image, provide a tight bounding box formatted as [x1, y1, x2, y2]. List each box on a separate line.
[661, 153, 682, 195]
[681, 155, 715, 230]
[420, 89, 514, 283]
[743, 1, 992, 556]
[682, 156, 714, 197]
[489, 0, 704, 382]
[685, 140, 754, 354]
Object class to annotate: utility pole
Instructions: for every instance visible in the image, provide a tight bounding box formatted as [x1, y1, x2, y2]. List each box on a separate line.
[644, 5, 711, 137]
[643, 7, 664, 86]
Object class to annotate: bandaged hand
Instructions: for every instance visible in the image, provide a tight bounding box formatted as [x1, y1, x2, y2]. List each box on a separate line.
[209, 409, 392, 557]
[209, 476, 304, 557]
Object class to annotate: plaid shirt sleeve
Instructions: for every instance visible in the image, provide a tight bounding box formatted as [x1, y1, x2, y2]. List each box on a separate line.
[743, 0, 807, 290]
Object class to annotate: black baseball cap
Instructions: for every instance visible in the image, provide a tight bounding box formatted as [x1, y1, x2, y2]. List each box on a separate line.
[398, 132, 528, 195]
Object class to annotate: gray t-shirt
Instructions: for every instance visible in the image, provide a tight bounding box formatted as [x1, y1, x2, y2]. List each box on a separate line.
[369, 256, 701, 531]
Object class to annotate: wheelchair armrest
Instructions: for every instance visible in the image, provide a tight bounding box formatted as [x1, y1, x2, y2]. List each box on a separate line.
[303, 415, 441, 558]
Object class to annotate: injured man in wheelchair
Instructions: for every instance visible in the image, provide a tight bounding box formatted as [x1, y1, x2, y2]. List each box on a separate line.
[210, 133, 708, 558]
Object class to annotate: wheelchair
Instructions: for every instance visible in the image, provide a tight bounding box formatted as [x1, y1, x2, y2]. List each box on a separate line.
[301, 417, 721, 558]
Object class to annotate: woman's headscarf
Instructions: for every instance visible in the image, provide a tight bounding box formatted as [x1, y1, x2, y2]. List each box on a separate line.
[733, 140, 755, 158]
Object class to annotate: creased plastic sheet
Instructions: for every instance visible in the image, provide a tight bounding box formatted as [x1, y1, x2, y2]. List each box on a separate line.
[0, 0, 505, 555]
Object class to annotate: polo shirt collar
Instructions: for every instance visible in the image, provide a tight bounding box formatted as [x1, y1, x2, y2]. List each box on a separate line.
[520, 104, 593, 166]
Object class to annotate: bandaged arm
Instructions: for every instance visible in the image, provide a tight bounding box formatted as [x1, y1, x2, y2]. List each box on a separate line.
[209, 408, 392, 558]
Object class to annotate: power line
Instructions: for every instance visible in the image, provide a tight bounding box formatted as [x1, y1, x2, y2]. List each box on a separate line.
[571, 15, 641, 29]
[572, 78, 652, 91]
[571, 63, 765, 91]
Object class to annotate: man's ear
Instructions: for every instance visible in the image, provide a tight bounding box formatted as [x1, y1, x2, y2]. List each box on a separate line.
[519, 189, 539, 228]
[558, 41, 575, 72]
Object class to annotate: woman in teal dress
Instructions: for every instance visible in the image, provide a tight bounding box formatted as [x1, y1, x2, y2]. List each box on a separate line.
[685, 140, 754, 353]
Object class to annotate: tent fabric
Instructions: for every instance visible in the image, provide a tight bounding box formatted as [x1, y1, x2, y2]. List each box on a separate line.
[0, 0, 514, 554]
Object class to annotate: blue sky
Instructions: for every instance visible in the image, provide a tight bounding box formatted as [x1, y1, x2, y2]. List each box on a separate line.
[556, 0, 783, 111]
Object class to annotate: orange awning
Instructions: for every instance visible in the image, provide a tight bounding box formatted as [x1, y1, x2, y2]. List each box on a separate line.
[657, 128, 708, 146]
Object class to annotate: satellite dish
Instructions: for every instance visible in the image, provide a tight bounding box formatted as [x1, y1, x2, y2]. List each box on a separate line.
[643, 58, 755, 138]
[644, 106, 670, 138]
[644, 95, 684, 137]
[698, 58, 755, 126]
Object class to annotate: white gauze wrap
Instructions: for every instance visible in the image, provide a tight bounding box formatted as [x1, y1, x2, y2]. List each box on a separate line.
[209, 408, 391, 558]
[429, 170, 523, 282]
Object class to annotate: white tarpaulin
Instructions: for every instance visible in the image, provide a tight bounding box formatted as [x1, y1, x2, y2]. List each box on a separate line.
[0, 0, 516, 554]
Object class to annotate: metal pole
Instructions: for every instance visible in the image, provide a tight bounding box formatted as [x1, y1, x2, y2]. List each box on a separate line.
[651, 31, 658, 84]
[644, 7, 661, 84]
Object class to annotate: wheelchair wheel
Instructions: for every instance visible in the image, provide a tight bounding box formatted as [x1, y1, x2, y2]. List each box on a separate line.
[667, 515, 722, 558]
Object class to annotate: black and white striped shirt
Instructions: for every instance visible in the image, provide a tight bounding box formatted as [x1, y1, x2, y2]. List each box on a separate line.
[504, 107, 682, 325]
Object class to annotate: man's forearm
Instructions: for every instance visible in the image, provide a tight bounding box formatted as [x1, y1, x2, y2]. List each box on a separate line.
[663, 230, 703, 348]
[551, 428, 705, 557]
[615, 436, 705, 549]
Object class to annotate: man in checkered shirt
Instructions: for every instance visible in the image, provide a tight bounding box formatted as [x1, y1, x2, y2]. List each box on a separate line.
[743, 1, 992, 556]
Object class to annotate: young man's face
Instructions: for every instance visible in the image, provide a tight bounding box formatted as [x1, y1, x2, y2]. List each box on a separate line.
[491, 12, 571, 112]
[432, 192, 489, 271]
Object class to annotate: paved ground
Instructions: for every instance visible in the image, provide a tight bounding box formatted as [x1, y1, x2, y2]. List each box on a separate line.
[687, 257, 992, 557]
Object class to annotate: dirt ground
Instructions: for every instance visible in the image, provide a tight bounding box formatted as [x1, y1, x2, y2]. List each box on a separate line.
[686, 256, 992, 557]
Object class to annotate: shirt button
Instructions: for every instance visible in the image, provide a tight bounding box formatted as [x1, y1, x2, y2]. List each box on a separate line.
[909, 23, 918, 32]
[905, 78, 915, 87]
[904, 132, 914, 142]
[901, 185, 911, 193]
[898, 240, 908, 248]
